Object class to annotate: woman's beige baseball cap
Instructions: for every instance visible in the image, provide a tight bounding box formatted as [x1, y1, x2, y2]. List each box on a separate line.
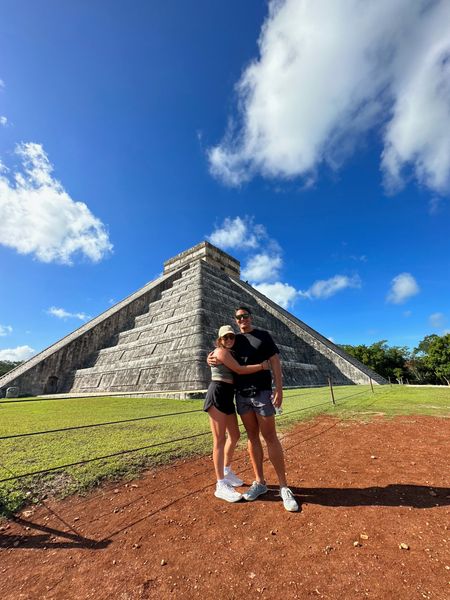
[218, 325, 235, 338]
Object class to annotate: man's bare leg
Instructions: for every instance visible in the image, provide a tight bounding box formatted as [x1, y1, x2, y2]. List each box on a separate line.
[240, 411, 265, 483]
[256, 413, 287, 488]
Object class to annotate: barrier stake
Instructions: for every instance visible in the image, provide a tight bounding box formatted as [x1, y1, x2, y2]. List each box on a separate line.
[328, 376, 335, 405]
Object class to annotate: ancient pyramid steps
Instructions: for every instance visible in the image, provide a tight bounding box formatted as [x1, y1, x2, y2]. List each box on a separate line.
[70, 263, 209, 393]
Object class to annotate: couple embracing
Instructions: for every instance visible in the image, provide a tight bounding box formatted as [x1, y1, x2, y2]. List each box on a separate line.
[203, 306, 298, 512]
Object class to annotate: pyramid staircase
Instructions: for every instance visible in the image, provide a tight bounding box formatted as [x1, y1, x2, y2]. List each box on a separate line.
[69, 260, 385, 396]
[70, 261, 209, 395]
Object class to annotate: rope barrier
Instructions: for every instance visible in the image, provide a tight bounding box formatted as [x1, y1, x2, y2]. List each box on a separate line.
[0, 429, 211, 483]
[0, 386, 381, 484]
[0, 408, 203, 440]
[0, 386, 375, 440]
[0, 382, 363, 405]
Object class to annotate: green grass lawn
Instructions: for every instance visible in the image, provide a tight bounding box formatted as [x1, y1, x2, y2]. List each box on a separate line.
[1, 384, 449, 515]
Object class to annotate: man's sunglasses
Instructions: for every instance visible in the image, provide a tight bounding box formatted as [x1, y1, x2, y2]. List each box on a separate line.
[235, 313, 250, 321]
[222, 334, 235, 340]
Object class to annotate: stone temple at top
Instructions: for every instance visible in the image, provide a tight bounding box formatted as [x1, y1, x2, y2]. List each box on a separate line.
[0, 242, 385, 398]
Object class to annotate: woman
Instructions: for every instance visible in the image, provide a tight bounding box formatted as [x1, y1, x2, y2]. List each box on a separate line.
[204, 325, 270, 503]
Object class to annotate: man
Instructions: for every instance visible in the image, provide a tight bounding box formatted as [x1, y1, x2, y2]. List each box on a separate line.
[209, 306, 298, 512]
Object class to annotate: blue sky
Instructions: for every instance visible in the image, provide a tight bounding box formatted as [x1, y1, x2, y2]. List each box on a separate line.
[1, 0, 449, 361]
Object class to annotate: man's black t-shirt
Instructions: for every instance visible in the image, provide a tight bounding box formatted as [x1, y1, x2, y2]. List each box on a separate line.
[233, 328, 279, 391]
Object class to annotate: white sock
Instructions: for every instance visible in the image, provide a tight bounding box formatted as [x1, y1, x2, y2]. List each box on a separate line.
[217, 479, 226, 485]
[224, 466, 231, 474]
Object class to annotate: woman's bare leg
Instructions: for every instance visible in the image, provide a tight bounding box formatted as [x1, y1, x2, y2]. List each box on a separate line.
[207, 406, 228, 480]
[224, 412, 240, 469]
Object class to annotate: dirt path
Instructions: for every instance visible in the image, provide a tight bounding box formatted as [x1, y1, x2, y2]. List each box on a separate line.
[1, 415, 449, 599]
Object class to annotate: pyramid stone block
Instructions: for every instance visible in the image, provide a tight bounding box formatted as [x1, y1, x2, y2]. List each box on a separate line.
[0, 242, 385, 398]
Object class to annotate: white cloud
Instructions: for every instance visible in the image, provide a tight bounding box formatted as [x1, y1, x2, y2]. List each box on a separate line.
[381, 13, 450, 195]
[208, 216, 264, 249]
[0, 79, 4, 89]
[253, 281, 298, 309]
[0, 345, 35, 361]
[403, 310, 412, 318]
[47, 306, 91, 321]
[0, 324, 13, 336]
[209, 0, 450, 195]
[242, 252, 282, 282]
[254, 273, 361, 307]
[429, 312, 446, 329]
[0, 143, 113, 264]
[387, 273, 420, 304]
[208, 215, 284, 285]
[301, 274, 361, 300]
[0, 116, 7, 127]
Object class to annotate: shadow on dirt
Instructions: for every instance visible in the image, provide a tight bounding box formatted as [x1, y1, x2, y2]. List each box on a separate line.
[287, 484, 450, 509]
[0, 516, 111, 550]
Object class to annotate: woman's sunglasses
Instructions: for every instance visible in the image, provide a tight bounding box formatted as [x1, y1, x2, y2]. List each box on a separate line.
[222, 334, 235, 340]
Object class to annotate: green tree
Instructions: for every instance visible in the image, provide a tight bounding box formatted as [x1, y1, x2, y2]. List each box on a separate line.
[404, 356, 434, 383]
[340, 340, 409, 381]
[414, 334, 439, 356]
[392, 367, 404, 384]
[421, 334, 450, 385]
[0, 361, 22, 377]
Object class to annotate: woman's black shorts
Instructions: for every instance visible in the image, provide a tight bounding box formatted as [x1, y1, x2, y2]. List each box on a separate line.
[203, 381, 236, 415]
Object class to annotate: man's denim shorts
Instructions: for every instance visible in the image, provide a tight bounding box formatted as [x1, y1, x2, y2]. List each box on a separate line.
[236, 389, 275, 417]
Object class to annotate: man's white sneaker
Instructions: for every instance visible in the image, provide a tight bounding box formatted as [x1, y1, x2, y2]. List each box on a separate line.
[214, 481, 243, 503]
[242, 481, 268, 501]
[280, 487, 299, 512]
[224, 469, 244, 487]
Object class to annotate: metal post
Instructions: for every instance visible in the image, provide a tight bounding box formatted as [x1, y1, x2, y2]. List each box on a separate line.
[328, 376, 335, 405]
[369, 377, 374, 394]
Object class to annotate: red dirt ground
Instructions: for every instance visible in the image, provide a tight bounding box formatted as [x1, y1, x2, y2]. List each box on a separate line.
[0, 415, 449, 600]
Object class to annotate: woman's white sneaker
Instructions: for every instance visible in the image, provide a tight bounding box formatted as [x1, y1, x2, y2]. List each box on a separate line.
[214, 481, 243, 503]
[224, 469, 244, 487]
[280, 487, 299, 512]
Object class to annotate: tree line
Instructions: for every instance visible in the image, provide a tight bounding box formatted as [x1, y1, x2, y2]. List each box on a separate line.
[340, 333, 450, 385]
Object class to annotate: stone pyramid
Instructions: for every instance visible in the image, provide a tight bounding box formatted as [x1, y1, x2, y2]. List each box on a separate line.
[0, 242, 385, 398]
